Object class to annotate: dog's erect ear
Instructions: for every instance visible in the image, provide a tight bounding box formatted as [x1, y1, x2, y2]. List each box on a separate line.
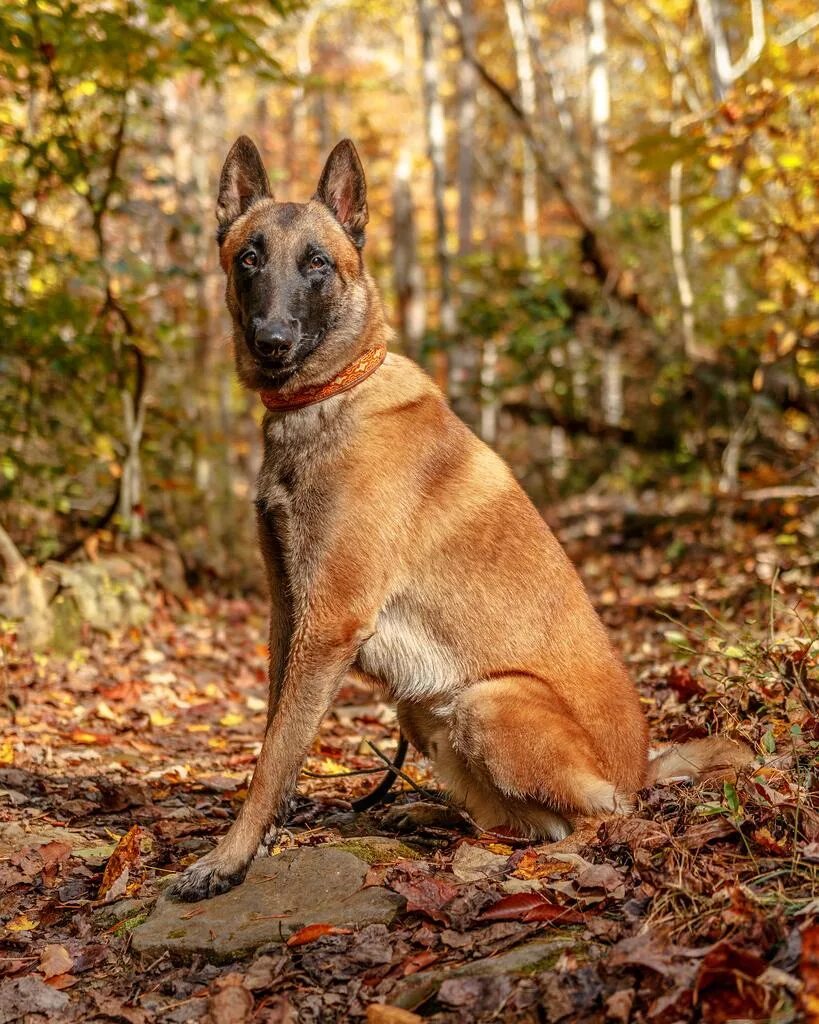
[314, 139, 368, 249]
[216, 136, 272, 240]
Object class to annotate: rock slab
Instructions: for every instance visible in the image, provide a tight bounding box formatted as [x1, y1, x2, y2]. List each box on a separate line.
[132, 847, 404, 962]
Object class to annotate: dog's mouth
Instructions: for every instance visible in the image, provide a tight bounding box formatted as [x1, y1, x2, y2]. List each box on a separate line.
[252, 361, 299, 388]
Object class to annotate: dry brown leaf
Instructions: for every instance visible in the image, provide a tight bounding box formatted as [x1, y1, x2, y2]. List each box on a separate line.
[39, 944, 73, 980]
[207, 978, 253, 1024]
[366, 1006, 423, 1024]
[98, 825, 145, 899]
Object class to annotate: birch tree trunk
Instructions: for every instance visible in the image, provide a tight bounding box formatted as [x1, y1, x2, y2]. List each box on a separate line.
[585, 0, 622, 427]
[452, 0, 478, 417]
[504, 0, 539, 269]
[586, 0, 611, 223]
[668, 70, 698, 360]
[417, 0, 456, 362]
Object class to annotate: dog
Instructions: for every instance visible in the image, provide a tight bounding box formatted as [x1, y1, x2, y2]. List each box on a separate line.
[168, 137, 750, 901]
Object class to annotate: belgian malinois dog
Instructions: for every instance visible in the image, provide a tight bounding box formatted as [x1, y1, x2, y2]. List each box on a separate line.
[169, 137, 749, 901]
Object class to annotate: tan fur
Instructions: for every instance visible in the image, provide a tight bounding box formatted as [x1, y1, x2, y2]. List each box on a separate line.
[169, 140, 731, 901]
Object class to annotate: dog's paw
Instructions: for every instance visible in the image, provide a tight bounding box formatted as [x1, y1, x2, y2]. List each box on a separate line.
[381, 800, 471, 834]
[166, 856, 248, 902]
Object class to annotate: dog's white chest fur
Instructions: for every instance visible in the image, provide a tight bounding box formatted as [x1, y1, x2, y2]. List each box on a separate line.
[357, 599, 462, 702]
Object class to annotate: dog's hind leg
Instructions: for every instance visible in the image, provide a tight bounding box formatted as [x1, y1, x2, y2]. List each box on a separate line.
[438, 676, 634, 839]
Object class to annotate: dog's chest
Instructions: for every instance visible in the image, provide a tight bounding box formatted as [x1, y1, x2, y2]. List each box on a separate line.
[256, 410, 341, 578]
[357, 600, 462, 702]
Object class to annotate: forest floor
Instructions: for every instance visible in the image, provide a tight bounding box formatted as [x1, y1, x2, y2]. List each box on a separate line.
[1, 498, 817, 1024]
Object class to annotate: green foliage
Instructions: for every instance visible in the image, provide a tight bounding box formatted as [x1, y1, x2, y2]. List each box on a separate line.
[0, 0, 294, 558]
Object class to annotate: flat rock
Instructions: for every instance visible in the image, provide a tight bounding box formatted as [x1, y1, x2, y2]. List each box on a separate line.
[132, 846, 404, 962]
[388, 935, 589, 1011]
[328, 836, 423, 864]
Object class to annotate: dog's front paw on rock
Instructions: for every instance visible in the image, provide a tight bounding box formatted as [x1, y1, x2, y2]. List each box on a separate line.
[166, 858, 248, 902]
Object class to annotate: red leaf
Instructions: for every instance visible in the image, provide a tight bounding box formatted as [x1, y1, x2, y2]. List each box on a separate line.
[523, 903, 585, 923]
[480, 891, 583, 924]
[666, 666, 705, 700]
[388, 866, 459, 925]
[401, 951, 441, 976]
[286, 923, 351, 947]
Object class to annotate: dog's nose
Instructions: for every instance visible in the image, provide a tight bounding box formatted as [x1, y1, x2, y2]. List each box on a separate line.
[252, 320, 295, 362]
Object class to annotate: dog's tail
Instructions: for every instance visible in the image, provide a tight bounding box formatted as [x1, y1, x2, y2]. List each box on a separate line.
[646, 736, 754, 786]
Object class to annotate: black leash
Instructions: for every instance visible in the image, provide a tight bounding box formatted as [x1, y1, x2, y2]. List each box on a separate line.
[300, 732, 410, 810]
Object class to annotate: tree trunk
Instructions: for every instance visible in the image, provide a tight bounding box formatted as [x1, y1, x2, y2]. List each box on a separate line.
[392, 148, 427, 360]
[417, 0, 456, 387]
[668, 71, 699, 360]
[504, 0, 539, 268]
[586, 0, 611, 222]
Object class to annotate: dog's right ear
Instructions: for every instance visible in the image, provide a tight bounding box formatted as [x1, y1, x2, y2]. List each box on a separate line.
[216, 136, 272, 241]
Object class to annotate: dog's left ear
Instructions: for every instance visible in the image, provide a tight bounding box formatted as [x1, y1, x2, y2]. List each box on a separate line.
[314, 139, 368, 249]
[217, 136, 272, 241]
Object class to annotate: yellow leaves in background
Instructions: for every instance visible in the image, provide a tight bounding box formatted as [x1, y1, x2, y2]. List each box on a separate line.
[219, 711, 244, 728]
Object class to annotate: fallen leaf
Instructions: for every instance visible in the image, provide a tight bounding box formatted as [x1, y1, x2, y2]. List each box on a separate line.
[480, 891, 583, 924]
[366, 1005, 423, 1023]
[219, 711, 244, 728]
[5, 913, 38, 933]
[286, 923, 351, 947]
[39, 944, 72, 980]
[44, 973, 77, 990]
[800, 924, 819, 1023]
[694, 940, 771, 1023]
[388, 864, 459, 925]
[450, 842, 509, 882]
[98, 825, 144, 899]
[68, 729, 111, 746]
[666, 665, 705, 700]
[207, 975, 253, 1024]
[401, 950, 441, 976]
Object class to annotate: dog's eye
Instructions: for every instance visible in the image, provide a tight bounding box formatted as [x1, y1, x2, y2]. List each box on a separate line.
[309, 254, 327, 271]
[240, 250, 258, 268]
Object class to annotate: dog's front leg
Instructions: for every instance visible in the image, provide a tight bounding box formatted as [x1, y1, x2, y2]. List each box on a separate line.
[167, 617, 361, 901]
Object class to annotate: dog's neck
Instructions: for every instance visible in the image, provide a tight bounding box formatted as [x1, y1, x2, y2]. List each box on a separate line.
[258, 340, 387, 412]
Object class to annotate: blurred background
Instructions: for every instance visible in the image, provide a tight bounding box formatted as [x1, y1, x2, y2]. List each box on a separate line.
[0, 0, 817, 590]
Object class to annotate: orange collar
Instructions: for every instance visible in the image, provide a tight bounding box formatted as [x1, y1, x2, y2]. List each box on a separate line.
[259, 342, 388, 412]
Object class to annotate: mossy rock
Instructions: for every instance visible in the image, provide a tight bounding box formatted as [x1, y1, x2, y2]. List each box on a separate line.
[328, 836, 423, 864]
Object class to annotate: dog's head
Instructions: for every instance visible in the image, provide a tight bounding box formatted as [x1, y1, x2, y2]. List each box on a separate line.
[216, 136, 372, 392]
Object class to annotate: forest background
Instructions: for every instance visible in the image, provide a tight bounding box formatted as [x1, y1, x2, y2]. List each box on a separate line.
[0, 0, 816, 587]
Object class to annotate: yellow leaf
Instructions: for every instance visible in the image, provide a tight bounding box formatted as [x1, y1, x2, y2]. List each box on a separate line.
[219, 712, 244, 728]
[95, 701, 118, 721]
[0, 738, 14, 765]
[7, 913, 38, 933]
[312, 758, 347, 776]
[149, 709, 175, 728]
